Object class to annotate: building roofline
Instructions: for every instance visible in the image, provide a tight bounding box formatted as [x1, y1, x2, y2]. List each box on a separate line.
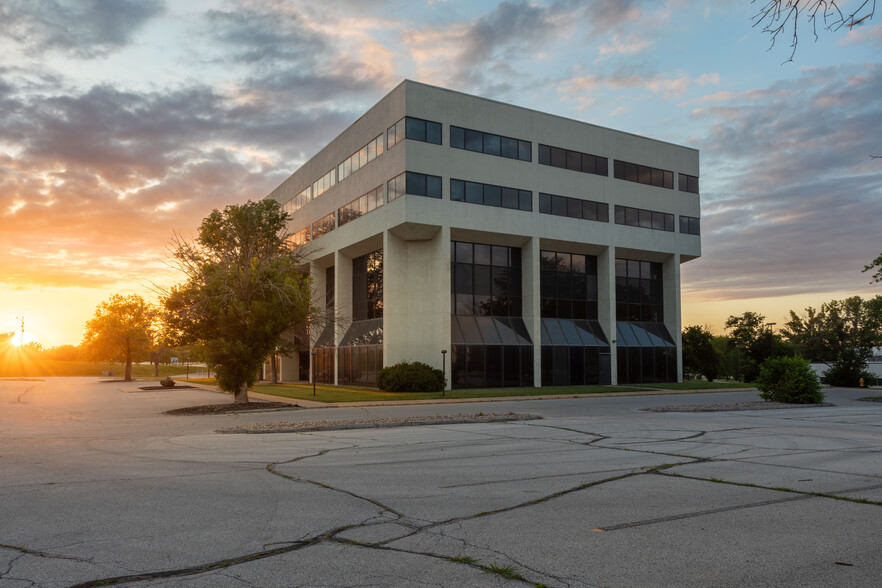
[398, 79, 700, 153]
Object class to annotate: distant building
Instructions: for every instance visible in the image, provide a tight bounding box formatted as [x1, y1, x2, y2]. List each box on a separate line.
[265, 80, 701, 389]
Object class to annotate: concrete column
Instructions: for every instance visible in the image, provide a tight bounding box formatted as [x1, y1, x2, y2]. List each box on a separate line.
[522, 236, 542, 387]
[383, 226, 451, 387]
[335, 250, 353, 386]
[664, 253, 683, 382]
[598, 246, 617, 385]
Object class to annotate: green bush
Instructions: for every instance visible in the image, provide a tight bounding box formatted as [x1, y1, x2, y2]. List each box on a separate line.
[756, 356, 823, 404]
[160, 376, 177, 388]
[377, 361, 445, 392]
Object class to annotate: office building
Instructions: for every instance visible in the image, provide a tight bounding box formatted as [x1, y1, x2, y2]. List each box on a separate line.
[265, 80, 701, 388]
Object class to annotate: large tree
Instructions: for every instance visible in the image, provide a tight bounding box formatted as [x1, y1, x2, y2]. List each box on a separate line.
[725, 311, 790, 381]
[162, 200, 311, 403]
[82, 294, 155, 381]
[783, 295, 882, 385]
[682, 325, 721, 382]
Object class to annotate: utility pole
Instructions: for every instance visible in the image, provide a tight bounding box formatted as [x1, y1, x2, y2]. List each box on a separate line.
[15, 315, 24, 347]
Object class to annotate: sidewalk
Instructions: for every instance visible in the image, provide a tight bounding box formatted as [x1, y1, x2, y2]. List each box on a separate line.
[177, 379, 756, 409]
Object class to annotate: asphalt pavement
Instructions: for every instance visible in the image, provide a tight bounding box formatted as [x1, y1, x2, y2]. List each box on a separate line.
[1, 377, 880, 587]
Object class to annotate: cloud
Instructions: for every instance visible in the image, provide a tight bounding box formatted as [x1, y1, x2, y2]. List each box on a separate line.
[403, 0, 582, 95]
[683, 64, 882, 301]
[558, 69, 718, 109]
[0, 0, 164, 58]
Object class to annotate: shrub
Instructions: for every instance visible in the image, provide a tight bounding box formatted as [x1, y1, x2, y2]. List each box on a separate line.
[160, 376, 177, 388]
[756, 356, 823, 404]
[377, 361, 445, 392]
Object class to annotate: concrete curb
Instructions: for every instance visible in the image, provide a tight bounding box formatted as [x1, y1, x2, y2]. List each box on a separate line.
[217, 414, 542, 434]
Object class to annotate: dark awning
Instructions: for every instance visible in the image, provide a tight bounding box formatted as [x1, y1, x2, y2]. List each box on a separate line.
[451, 316, 532, 346]
[616, 322, 675, 347]
[339, 318, 383, 346]
[540, 318, 609, 347]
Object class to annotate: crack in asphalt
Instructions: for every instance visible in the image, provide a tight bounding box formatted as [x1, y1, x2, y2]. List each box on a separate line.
[593, 493, 811, 531]
[20, 418, 882, 587]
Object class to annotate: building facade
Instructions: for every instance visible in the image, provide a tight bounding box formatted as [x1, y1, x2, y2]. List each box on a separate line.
[266, 80, 701, 389]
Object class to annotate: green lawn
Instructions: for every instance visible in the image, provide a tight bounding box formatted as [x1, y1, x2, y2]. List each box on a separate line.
[244, 379, 747, 403]
[640, 380, 752, 390]
[0, 355, 189, 378]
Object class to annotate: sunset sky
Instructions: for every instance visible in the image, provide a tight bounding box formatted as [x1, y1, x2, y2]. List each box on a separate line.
[1, 0, 880, 348]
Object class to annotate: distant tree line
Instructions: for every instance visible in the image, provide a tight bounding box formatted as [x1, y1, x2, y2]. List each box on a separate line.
[683, 295, 882, 387]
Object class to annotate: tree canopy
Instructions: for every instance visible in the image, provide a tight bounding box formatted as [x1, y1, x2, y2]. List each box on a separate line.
[162, 199, 311, 403]
[82, 294, 156, 381]
[863, 253, 882, 283]
[682, 325, 721, 382]
[782, 295, 882, 385]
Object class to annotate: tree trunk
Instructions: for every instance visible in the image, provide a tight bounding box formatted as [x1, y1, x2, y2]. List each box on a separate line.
[124, 360, 133, 382]
[271, 354, 279, 384]
[153, 357, 159, 377]
[234, 381, 249, 404]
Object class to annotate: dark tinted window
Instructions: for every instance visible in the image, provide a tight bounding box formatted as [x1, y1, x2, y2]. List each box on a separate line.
[614, 205, 674, 232]
[451, 125, 532, 162]
[613, 159, 674, 189]
[539, 143, 608, 177]
[451, 178, 532, 212]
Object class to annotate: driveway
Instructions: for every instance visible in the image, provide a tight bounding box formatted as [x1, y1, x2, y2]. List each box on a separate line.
[1, 378, 880, 587]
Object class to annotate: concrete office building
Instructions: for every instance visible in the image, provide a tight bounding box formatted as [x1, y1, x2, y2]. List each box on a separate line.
[266, 80, 701, 389]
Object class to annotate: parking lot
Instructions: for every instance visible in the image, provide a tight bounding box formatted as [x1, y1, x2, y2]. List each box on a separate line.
[2, 378, 880, 587]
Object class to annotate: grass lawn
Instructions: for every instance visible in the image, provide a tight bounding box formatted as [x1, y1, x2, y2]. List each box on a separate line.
[240, 379, 749, 403]
[0, 352, 190, 378]
[642, 380, 752, 390]
[859, 396, 882, 402]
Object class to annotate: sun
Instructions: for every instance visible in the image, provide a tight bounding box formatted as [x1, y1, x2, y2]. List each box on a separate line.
[11, 331, 41, 347]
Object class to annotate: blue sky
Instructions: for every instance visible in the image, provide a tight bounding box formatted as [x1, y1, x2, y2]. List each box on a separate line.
[1, 0, 880, 346]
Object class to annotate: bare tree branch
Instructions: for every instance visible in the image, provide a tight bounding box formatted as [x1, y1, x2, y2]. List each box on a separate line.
[751, 0, 875, 62]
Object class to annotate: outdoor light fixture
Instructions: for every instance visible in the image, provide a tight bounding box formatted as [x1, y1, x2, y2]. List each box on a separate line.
[312, 349, 318, 396]
[441, 349, 447, 396]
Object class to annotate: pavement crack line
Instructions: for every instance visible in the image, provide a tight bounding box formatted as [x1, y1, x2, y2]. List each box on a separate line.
[328, 538, 555, 588]
[0, 543, 95, 565]
[658, 470, 882, 507]
[266, 447, 407, 520]
[592, 494, 811, 532]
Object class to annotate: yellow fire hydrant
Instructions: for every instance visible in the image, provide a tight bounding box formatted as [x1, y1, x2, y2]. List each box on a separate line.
[859, 377, 864, 388]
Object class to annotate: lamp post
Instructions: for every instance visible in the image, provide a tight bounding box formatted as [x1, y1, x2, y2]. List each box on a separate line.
[441, 349, 447, 397]
[312, 349, 318, 396]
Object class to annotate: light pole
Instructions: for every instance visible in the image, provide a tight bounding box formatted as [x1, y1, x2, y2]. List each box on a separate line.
[441, 349, 447, 396]
[312, 349, 318, 396]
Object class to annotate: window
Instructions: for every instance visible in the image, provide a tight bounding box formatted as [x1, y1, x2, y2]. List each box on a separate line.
[540, 250, 599, 320]
[538, 144, 607, 177]
[450, 179, 531, 211]
[282, 185, 312, 216]
[388, 172, 442, 199]
[287, 226, 311, 248]
[615, 258, 664, 323]
[679, 173, 700, 194]
[450, 125, 531, 162]
[312, 168, 337, 199]
[614, 205, 674, 232]
[339, 185, 386, 227]
[451, 241, 522, 318]
[613, 160, 674, 189]
[353, 250, 383, 321]
[338, 134, 384, 182]
[679, 215, 700, 235]
[311, 212, 335, 239]
[538, 193, 609, 223]
[451, 242, 532, 389]
[388, 117, 442, 149]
